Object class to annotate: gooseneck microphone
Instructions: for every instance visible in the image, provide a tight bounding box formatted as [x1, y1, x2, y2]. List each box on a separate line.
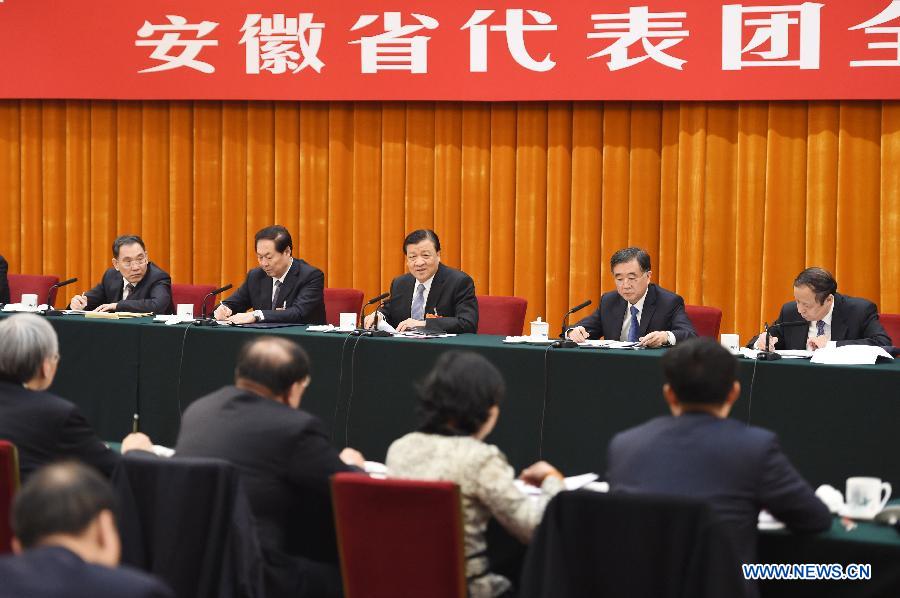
[756, 320, 808, 361]
[43, 278, 78, 316]
[353, 292, 392, 337]
[551, 299, 593, 348]
[195, 283, 233, 326]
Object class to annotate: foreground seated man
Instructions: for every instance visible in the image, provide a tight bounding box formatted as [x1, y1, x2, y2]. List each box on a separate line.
[750, 267, 891, 351]
[175, 336, 364, 598]
[364, 229, 478, 333]
[0, 461, 173, 598]
[69, 235, 172, 314]
[214, 225, 326, 325]
[607, 338, 832, 567]
[0, 314, 151, 481]
[566, 247, 696, 347]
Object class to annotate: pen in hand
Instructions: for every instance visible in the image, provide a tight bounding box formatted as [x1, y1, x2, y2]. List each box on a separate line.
[132, 413, 139, 433]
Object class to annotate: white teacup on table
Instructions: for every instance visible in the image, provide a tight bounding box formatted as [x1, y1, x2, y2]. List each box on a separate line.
[530, 317, 549, 340]
[844, 477, 892, 519]
[176, 303, 194, 318]
[21, 293, 38, 309]
[720, 333, 740, 352]
[339, 312, 357, 331]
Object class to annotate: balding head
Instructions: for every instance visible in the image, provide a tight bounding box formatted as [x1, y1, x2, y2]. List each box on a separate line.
[12, 461, 120, 566]
[0, 313, 59, 386]
[234, 337, 311, 406]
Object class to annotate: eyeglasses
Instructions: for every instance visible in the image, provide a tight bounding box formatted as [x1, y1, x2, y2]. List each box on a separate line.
[117, 256, 147, 268]
[614, 272, 648, 285]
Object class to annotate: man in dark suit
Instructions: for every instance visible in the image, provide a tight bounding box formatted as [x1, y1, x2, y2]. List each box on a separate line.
[607, 338, 832, 567]
[363, 229, 478, 333]
[214, 225, 326, 325]
[0, 314, 152, 481]
[0, 461, 173, 598]
[0, 253, 9, 304]
[176, 336, 364, 598]
[566, 247, 696, 347]
[69, 235, 172, 314]
[750, 267, 891, 351]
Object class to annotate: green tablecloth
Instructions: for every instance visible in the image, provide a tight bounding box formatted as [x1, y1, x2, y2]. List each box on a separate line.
[16, 314, 900, 487]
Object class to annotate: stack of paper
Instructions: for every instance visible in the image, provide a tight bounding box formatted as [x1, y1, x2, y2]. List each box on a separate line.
[810, 345, 893, 365]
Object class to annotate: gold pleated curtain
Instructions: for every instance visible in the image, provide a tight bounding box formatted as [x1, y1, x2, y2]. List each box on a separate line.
[0, 99, 897, 341]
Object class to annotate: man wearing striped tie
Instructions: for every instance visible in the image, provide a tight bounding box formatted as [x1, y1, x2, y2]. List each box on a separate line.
[365, 229, 478, 334]
[69, 235, 172, 314]
[751, 267, 892, 351]
[215, 225, 326, 325]
[565, 247, 696, 348]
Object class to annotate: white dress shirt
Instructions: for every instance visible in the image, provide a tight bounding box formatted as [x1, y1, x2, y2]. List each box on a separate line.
[619, 289, 677, 345]
[409, 274, 436, 318]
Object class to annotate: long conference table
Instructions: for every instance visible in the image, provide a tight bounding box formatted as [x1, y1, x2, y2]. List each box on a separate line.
[14, 313, 898, 490]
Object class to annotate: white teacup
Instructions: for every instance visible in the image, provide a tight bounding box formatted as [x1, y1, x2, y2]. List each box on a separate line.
[21, 293, 38, 308]
[845, 477, 891, 518]
[339, 312, 357, 330]
[720, 333, 740, 351]
[530, 318, 549, 340]
[176, 304, 194, 318]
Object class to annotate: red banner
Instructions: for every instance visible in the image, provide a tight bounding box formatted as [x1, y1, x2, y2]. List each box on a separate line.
[2, 0, 899, 100]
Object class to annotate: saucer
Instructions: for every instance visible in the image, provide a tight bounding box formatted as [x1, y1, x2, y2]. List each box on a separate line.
[838, 506, 878, 521]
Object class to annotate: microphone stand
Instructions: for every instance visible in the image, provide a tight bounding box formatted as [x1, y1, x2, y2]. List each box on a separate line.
[756, 322, 782, 361]
[551, 300, 593, 348]
[44, 277, 78, 317]
[352, 293, 392, 337]
[194, 284, 233, 327]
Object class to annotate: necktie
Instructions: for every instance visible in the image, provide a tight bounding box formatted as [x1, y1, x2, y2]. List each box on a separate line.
[411, 283, 425, 321]
[123, 283, 135, 300]
[816, 320, 825, 337]
[628, 305, 640, 342]
[272, 280, 282, 310]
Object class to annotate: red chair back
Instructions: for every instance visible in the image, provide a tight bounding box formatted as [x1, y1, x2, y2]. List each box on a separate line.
[8, 274, 60, 307]
[881, 313, 900, 346]
[476, 295, 528, 336]
[685, 304, 723, 339]
[171, 283, 218, 317]
[0, 440, 20, 554]
[332, 473, 466, 598]
[324, 288, 364, 327]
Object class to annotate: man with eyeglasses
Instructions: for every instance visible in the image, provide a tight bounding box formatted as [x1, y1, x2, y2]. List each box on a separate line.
[363, 229, 478, 333]
[749, 267, 891, 351]
[565, 247, 696, 347]
[214, 225, 326, 325]
[69, 235, 172, 314]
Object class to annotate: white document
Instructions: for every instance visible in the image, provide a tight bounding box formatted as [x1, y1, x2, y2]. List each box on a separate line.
[738, 348, 813, 360]
[810, 345, 893, 365]
[578, 340, 639, 349]
[376, 317, 397, 333]
[514, 473, 601, 496]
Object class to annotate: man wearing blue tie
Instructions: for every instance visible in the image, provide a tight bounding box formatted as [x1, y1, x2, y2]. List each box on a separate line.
[364, 229, 478, 334]
[565, 247, 696, 348]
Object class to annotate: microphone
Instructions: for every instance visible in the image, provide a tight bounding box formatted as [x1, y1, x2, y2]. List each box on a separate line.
[755, 320, 808, 360]
[43, 278, 78, 316]
[353, 292, 392, 337]
[551, 299, 593, 348]
[196, 283, 233, 326]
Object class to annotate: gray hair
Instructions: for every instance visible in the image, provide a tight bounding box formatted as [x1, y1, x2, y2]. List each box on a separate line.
[610, 247, 651, 273]
[0, 313, 59, 383]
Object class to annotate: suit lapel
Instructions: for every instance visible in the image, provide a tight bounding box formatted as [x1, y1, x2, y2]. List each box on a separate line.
[639, 285, 658, 336]
[602, 293, 626, 340]
[424, 264, 446, 316]
[830, 294, 848, 341]
[273, 260, 300, 308]
[392, 275, 415, 320]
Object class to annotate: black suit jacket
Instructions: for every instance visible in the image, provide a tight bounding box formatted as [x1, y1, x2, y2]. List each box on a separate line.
[0, 254, 9, 304]
[380, 263, 478, 333]
[573, 283, 696, 342]
[223, 259, 326, 324]
[607, 413, 832, 564]
[749, 293, 891, 350]
[0, 381, 119, 481]
[175, 386, 356, 598]
[77, 262, 173, 314]
[0, 546, 173, 598]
